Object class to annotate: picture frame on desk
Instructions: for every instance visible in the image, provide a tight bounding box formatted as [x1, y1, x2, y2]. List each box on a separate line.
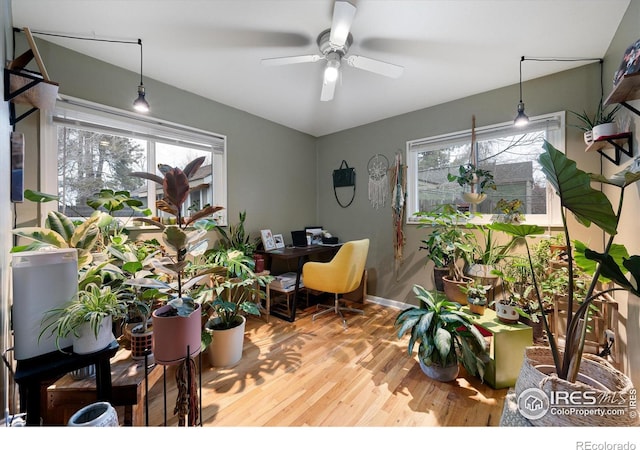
[273, 234, 285, 249]
[261, 229, 276, 251]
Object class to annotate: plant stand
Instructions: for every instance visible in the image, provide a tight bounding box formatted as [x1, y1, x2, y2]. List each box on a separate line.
[461, 306, 532, 389]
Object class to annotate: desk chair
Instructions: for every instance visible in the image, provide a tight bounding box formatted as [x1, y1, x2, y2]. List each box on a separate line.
[302, 238, 369, 328]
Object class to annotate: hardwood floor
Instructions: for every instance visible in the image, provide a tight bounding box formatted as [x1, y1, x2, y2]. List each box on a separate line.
[145, 301, 508, 427]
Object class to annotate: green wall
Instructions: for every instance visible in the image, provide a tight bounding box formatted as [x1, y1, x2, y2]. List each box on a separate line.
[5, 1, 639, 390]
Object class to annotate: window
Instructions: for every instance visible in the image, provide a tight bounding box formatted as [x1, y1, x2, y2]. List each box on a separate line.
[406, 112, 565, 226]
[41, 96, 227, 225]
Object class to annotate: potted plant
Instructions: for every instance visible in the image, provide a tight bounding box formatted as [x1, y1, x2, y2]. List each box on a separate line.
[39, 281, 127, 355]
[461, 282, 490, 315]
[570, 99, 621, 144]
[492, 141, 640, 426]
[447, 163, 496, 204]
[493, 198, 525, 224]
[200, 248, 273, 367]
[129, 156, 224, 426]
[394, 284, 488, 382]
[416, 204, 474, 297]
[11, 190, 108, 268]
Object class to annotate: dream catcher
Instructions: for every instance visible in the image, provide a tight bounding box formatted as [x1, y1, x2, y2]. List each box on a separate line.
[367, 153, 389, 209]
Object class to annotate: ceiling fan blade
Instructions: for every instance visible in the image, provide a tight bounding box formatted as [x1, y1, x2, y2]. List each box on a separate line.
[320, 77, 337, 102]
[261, 54, 321, 66]
[345, 55, 404, 78]
[329, 1, 356, 47]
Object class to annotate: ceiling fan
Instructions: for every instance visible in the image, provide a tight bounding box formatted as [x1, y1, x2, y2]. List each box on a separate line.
[261, 0, 404, 101]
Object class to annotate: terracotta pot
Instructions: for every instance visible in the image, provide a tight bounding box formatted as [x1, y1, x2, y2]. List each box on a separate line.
[152, 303, 202, 366]
[205, 315, 246, 368]
[469, 302, 486, 315]
[442, 275, 472, 305]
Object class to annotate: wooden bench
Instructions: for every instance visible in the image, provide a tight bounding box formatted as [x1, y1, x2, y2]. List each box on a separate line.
[45, 348, 162, 426]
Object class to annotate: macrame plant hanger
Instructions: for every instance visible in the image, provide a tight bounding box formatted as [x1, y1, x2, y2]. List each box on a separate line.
[390, 151, 406, 274]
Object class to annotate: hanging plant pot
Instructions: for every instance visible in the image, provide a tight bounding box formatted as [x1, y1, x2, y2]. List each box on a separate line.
[462, 192, 487, 204]
[152, 303, 202, 366]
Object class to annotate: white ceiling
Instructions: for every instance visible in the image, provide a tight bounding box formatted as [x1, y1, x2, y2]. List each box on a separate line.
[10, 0, 631, 137]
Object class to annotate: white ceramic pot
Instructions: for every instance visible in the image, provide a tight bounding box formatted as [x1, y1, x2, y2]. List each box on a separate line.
[72, 316, 115, 355]
[68, 402, 118, 427]
[206, 315, 246, 368]
[592, 122, 618, 140]
[495, 302, 519, 324]
[461, 192, 486, 204]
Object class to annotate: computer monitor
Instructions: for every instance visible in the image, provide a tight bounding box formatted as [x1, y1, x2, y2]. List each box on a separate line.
[291, 230, 308, 247]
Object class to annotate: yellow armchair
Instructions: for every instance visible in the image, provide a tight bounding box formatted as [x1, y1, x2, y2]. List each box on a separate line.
[302, 238, 369, 328]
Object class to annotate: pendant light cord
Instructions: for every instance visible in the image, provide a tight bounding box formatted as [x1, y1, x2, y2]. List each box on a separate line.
[138, 38, 144, 85]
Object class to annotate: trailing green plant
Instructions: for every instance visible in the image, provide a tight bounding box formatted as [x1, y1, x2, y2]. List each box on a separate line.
[447, 163, 496, 194]
[490, 140, 640, 383]
[394, 284, 488, 380]
[416, 204, 475, 281]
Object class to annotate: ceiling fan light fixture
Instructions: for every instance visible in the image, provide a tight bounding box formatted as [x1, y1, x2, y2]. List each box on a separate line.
[324, 53, 341, 83]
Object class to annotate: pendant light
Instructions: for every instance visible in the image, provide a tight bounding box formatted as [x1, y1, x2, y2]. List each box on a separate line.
[133, 38, 150, 113]
[514, 56, 529, 127]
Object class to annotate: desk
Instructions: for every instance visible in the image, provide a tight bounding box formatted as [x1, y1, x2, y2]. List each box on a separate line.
[14, 340, 118, 425]
[46, 349, 162, 426]
[261, 245, 341, 322]
[461, 306, 532, 389]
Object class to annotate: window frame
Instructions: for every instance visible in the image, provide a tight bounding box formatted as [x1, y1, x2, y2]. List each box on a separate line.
[405, 111, 565, 227]
[40, 95, 228, 226]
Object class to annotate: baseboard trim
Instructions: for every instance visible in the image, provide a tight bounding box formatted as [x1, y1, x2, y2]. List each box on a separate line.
[364, 295, 408, 310]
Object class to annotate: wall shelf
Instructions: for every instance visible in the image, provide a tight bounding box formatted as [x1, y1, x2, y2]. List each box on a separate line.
[585, 132, 633, 165]
[605, 71, 640, 116]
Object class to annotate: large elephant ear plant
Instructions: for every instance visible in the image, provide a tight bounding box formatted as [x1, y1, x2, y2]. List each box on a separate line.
[490, 140, 640, 383]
